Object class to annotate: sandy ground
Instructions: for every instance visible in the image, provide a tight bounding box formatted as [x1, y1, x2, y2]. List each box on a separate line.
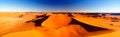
[0, 12, 120, 37]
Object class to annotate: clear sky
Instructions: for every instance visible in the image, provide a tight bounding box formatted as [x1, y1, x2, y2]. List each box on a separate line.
[0, 0, 120, 12]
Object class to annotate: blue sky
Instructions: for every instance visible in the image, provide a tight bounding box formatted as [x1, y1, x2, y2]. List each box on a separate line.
[0, 0, 120, 12]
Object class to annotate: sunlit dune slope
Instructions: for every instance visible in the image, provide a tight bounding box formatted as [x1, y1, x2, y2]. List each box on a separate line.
[41, 14, 72, 28]
[88, 30, 120, 37]
[72, 14, 120, 30]
[0, 12, 35, 36]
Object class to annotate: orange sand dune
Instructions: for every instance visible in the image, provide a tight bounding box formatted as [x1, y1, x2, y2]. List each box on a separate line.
[0, 12, 35, 36]
[1, 14, 87, 37]
[0, 13, 120, 37]
[72, 14, 120, 30]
